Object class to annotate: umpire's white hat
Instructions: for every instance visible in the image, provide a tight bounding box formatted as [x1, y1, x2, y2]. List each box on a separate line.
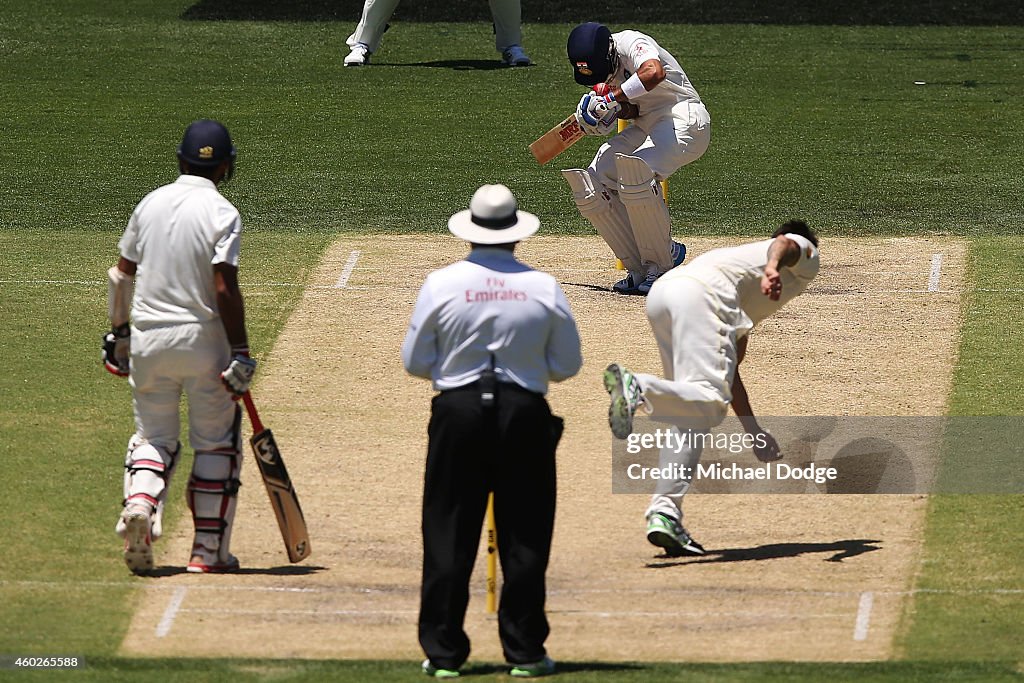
[448, 184, 540, 244]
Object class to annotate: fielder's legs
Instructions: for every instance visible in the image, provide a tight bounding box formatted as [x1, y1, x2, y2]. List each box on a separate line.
[489, 0, 522, 49]
[419, 388, 492, 672]
[344, 0, 401, 64]
[489, 0, 530, 65]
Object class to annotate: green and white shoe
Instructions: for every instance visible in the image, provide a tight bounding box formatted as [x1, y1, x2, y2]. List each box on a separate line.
[603, 363, 645, 439]
[422, 659, 460, 678]
[646, 512, 706, 557]
[510, 655, 555, 677]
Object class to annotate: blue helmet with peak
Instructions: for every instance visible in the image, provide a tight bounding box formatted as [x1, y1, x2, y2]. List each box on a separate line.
[567, 22, 615, 86]
[177, 119, 237, 181]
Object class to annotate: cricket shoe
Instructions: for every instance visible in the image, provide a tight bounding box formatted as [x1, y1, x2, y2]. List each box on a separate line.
[612, 272, 644, 295]
[637, 263, 669, 295]
[603, 363, 647, 439]
[422, 659, 460, 678]
[671, 240, 687, 268]
[510, 656, 555, 677]
[501, 45, 532, 66]
[121, 505, 154, 575]
[646, 512, 706, 557]
[344, 43, 371, 66]
[187, 544, 240, 574]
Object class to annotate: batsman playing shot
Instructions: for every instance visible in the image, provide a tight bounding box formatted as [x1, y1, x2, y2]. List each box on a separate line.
[603, 222, 820, 556]
[562, 22, 711, 295]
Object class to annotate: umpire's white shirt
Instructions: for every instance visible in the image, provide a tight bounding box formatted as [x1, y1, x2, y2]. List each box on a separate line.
[119, 175, 242, 330]
[402, 248, 582, 395]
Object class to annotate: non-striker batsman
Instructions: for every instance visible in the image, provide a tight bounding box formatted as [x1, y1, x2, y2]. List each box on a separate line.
[105, 119, 256, 575]
[562, 22, 711, 294]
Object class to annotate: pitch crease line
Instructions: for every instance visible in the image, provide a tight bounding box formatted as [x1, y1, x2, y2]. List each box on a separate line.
[853, 591, 873, 641]
[335, 250, 361, 289]
[928, 254, 943, 292]
[3, 579, 1023, 597]
[156, 586, 187, 638]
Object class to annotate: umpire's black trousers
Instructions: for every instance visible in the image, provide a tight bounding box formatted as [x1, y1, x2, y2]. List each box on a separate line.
[419, 381, 563, 670]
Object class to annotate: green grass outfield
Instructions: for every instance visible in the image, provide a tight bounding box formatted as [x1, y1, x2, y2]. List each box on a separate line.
[1, 0, 1022, 679]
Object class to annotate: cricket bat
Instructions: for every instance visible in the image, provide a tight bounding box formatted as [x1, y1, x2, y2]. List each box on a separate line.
[241, 391, 311, 563]
[529, 113, 585, 165]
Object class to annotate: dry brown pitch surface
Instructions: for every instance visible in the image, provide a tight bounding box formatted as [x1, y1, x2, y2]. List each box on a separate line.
[122, 235, 966, 663]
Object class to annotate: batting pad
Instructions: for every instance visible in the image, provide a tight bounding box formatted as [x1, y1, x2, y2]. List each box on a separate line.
[561, 168, 642, 275]
[615, 154, 673, 272]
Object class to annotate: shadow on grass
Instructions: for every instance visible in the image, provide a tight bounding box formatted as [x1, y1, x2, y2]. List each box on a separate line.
[372, 59, 512, 71]
[181, 0, 1024, 25]
[646, 538, 882, 568]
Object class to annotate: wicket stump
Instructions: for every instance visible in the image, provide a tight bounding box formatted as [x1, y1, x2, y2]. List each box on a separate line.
[486, 492, 497, 613]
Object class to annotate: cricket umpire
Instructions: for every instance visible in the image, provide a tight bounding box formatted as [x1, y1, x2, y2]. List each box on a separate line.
[402, 184, 582, 678]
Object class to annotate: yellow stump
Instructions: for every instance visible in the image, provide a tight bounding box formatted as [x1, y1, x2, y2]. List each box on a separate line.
[485, 492, 497, 614]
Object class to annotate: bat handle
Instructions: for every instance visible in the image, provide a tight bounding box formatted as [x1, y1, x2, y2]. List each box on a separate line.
[241, 391, 265, 433]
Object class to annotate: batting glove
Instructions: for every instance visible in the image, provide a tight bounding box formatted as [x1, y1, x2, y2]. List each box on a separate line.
[576, 93, 620, 136]
[220, 349, 257, 398]
[102, 324, 130, 377]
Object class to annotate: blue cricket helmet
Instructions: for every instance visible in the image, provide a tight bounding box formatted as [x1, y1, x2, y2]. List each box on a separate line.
[567, 22, 614, 86]
[177, 119, 237, 180]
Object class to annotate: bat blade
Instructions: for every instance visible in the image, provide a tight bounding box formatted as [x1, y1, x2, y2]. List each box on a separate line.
[250, 426, 311, 563]
[529, 113, 585, 165]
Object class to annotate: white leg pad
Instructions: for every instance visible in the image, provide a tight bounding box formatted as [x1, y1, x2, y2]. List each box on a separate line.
[561, 168, 643, 276]
[187, 448, 242, 563]
[117, 435, 180, 540]
[615, 154, 673, 273]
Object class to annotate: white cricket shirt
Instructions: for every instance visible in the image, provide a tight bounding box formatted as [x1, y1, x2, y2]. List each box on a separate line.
[402, 247, 583, 394]
[611, 30, 702, 126]
[119, 175, 242, 330]
[664, 233, 820, 332]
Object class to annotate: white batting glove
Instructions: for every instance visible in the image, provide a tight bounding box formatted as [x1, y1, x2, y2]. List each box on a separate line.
[576, 93, 620, 136]
[220, 351, 257, 398]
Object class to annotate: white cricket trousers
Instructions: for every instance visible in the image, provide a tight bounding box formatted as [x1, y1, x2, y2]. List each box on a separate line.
[635, 272, 741, 522]
[589, 101, 711, 189]
[347, 0, 523, 52]
[129, 320, 236, 453]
